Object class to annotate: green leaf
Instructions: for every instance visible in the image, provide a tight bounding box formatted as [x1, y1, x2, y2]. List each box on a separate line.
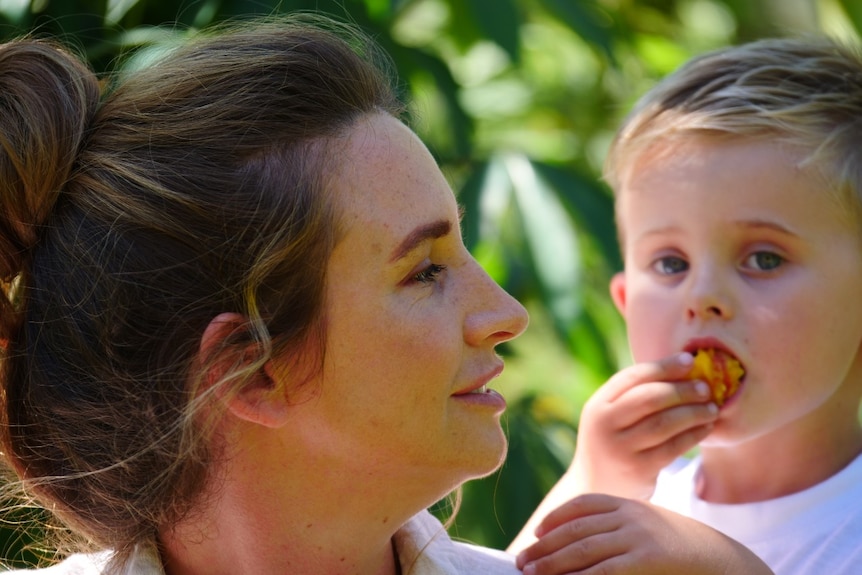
[532, 162, 621, 271]
[446, 0, 484, 50]
[29, 0, 108, 35]
[0, 0, 29, 24]
[386, 42, 475, 159]
[361, 0, 393, 22]
[216, 0, 286, 16]
[538, 0, 615, 61]
[503, 154, 583, 331]
[568, 307, 618, 382]
[457, 161, 488, 251]
[106, 0, 140, 25]
[837, 0, 862, 36]
[464, 0, 520, 63]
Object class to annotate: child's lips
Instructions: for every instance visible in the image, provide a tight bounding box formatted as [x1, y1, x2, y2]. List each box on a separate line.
[684, 344, 746, 406]
[683, 338, 744, 370]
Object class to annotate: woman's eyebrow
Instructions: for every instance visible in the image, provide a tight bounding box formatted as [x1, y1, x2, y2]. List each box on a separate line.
[389, 219, 451, 263]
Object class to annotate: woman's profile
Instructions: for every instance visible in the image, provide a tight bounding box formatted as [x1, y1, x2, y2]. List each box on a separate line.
[0, 15, 528, 574]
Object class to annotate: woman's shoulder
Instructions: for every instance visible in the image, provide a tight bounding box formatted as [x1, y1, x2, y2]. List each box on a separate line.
[3, 553, 109, 575]
[3, 546, 163, 575]
[445, 541, 521, 574]
[397, 510, 519, 574]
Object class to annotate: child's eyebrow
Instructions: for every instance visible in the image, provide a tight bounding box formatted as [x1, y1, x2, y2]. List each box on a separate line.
[633, 219, 800, 242]
[735, 219, 800, 237]
[634, 225, 681, 240]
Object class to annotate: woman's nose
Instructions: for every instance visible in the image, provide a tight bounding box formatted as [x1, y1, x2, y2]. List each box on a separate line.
[464, 260, 529, 347]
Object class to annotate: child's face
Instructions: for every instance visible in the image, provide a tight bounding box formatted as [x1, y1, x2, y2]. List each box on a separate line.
[611, 136, 862, 449]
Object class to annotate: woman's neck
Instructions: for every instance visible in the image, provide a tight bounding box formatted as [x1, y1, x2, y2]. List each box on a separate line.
[157, 425, 424, 575]
[159, 490, 403, 575]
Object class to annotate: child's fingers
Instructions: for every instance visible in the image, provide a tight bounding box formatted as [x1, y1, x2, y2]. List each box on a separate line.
[518, 496, 635, 575]
[583, 354, 704, 432]
[641, 422, 715, 463]
[519, 531, 626, 575]
[533, 493, 621, 537]
[621, 379, 712, 413]
[517, 507, 617, 565]
[598, 352, 694, 403]
[620, 400, 718, 450]
[609, 379, 714, 430]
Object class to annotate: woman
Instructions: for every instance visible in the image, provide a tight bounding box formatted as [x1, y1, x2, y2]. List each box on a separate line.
[0, 15, 528, 574]
[0, 13, 773, 575]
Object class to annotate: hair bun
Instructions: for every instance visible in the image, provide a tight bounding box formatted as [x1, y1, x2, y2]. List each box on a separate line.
[0, 39, 99, 279]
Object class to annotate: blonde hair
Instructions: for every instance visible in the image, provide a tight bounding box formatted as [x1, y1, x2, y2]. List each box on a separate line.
[0, 15, 401, 564]
[605, 36, 862, 214]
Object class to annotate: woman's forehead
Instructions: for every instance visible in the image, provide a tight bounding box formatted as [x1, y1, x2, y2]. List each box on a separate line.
[332, 113, 458, 241]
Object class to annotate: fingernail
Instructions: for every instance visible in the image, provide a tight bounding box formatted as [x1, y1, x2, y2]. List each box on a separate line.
[678, 351, 693, 366]
[707, 402, 719, 415]
[695, 381, 710, 397]
[523, 563, 535, 575]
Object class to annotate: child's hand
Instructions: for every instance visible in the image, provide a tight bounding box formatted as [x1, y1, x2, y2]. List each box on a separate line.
[515, 493, 774, 575]
[571, 352, 718, 499]
[506, 352, 719, 555]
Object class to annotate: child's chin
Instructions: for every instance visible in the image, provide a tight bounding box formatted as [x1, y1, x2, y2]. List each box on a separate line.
[698, 420, 747, 449]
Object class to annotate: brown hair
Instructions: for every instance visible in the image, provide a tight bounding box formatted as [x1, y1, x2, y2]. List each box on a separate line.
[605, 36, 862, 217]
[0, 15, 401, 562]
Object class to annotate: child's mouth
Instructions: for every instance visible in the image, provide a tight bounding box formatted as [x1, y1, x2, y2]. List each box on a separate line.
[688, 348, 745, 406]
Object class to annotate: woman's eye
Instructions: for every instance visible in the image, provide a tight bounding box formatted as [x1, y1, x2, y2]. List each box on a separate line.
[744, 251, 784, 271]
[412, 263, 446, 284]
[652, 256, 688, 275]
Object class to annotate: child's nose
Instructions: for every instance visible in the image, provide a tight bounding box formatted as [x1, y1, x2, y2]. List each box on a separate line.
[686, 302, 727, 320]
[684, 268, 734, 321]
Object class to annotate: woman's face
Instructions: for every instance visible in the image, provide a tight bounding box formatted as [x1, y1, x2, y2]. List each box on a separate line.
[275, 113, 528, 494]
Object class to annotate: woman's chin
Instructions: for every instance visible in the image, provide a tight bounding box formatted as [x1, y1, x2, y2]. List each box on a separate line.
[456, 424, 508, 480]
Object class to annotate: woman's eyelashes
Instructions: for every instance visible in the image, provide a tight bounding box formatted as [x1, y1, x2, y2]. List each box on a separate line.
[411, 263, 447, 285]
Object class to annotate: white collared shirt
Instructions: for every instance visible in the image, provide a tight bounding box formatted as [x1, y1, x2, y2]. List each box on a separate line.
[4, 510, 518, 574]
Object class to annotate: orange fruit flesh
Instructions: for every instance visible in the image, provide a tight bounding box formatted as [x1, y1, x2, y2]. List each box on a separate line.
[689, 349, 744, 406]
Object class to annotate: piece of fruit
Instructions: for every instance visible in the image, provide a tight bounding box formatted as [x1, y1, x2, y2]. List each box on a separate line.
[689, 348, 744, 406]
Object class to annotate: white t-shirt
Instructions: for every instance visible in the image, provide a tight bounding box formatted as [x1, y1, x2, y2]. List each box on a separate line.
[651, 454, 862, 575]
[2, 510, 518, 575]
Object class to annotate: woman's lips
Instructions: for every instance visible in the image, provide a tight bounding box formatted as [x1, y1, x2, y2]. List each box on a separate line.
[451, 364, 507, 411]
[452, 363, 503, 396]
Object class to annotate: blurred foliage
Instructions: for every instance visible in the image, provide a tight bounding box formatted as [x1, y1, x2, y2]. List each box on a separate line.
[0, 0, 859, 566]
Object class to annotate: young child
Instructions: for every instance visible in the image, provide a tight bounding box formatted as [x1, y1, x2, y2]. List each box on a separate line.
[511, 36, 862, 575]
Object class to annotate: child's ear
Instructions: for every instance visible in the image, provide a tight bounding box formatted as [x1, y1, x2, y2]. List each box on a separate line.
[199, 312, 289, 429]
[609, 272, 627, 315]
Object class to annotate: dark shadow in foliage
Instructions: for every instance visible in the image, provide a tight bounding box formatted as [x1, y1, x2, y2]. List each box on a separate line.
[432, 393, 576, 550]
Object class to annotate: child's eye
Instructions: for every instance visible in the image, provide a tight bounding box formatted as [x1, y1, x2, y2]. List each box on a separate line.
[652, 256, 688, 275]
[412, 263, 446, 284]
[743, 251, 784, 271]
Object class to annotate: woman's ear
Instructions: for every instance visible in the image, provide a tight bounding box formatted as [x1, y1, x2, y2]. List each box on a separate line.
[609, 272, 627, 315]
[199, 312, 289, 429]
